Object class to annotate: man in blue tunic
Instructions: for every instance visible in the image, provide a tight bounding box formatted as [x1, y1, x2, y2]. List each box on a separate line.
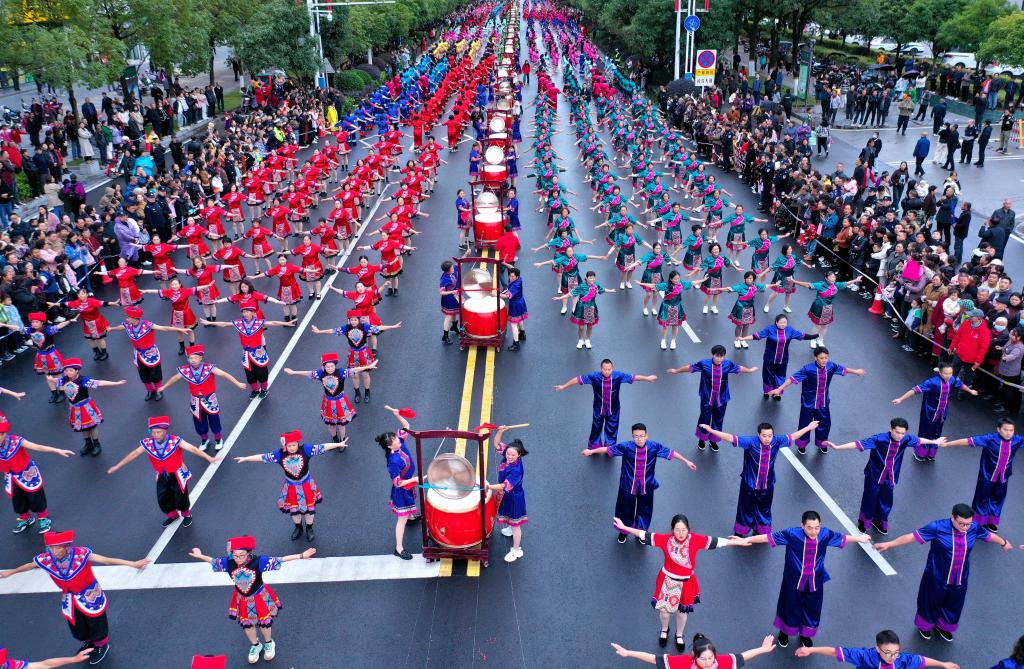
[555, 358, 657, 448]
[667, 344, 758, 452]
[581, 423, 697, 544]
[827, 417, 946, 535]
[941, 418, 1024, 532]
[891, 362, 979, 462]
[699, 420, 820, 536]
[768, 347, 865, 454]
[876, 503, 1013, 641]
[745, 510, 870, 648]
[794, 629, 960, 668]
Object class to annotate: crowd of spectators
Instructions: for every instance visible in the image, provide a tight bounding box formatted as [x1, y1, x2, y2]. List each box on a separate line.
[658, 82, 1023, 416]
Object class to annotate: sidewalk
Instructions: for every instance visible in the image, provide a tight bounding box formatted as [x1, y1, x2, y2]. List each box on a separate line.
[11, 50, 242, 216]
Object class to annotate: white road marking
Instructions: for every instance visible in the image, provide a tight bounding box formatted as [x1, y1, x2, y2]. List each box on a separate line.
[681, 321, 701, 343]
[144, 183, 393, 564]
[885, 154, 1024, 166]
[778, 447, 898, 576]
[0, 554, 440, 595]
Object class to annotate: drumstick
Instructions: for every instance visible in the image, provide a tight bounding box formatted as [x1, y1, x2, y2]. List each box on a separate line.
[477, 423, 530, 433]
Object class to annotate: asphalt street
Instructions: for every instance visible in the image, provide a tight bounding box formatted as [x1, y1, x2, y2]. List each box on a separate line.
[1, 19, 1022, 669]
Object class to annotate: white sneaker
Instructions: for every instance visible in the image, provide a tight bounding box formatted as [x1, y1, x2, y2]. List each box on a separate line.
[763, 304, 770, 312]
[734, 339, 742, 349]
[626, 281, 633, 289]
[584, 339, 592, 349]
[660, 339, 667, 350]
[702, 305, 709, 314]
[670, 340, 677, 350]
[619, 282, 625, 289]
[810, 339, 817, 348]
[501, 526, 514, 537]
[504, 547, 523, 562]
[263, 641, 276, 661]
[643, 307, 650, 316]
[741, 341, 749, 348]
[560, 305, 568, 315]
[711, 305, 719, 314]
[576, 339, 584, 349]
[248, 644, 261, 664]
[783, 306, 792, 313]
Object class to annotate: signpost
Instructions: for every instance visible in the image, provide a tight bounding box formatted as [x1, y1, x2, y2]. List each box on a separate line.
[694, 49, 717, 87]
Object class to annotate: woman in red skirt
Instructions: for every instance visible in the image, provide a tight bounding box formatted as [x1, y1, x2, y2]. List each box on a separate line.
[357, 236, 415, 297]
[140, 278, 198, 355]
[189, 536, 315, 665]
[611, 633, 776, 668]
[200, 199, 229, 254]
[265, 197, 293, 252]
[54, 287, 118, 360]
[244, 169, 267, 221]
[253, 254, 303, 322]
[283, 352, 378, 441]
[326, 201, 355, 244]
[174, 216, 211, 260]
[212, 240, 248, 296]
[57, 357, 127, 456]
[222, 184, 248, 240]
[242, 218, 279, 274]
[289, 234, 326, 300]
[234, 429, 349, 542]
[179, 256, 227, 323]
[214, 278, 285, 320]
[136, 233, 187, 289]
[310, 216, 344, 260]
[107, 257, 154, 306]
[613, 515, 750, 651]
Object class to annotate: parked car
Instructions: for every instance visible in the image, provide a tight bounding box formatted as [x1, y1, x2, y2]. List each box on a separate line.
[941, 52, 978, 69]
[986, 63, 1024, 78]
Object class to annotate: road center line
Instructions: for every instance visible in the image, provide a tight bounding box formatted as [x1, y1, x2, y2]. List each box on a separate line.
[778, 448, 897, 576]
[681, 321, 702, 344]
[144, 182, 393, 564]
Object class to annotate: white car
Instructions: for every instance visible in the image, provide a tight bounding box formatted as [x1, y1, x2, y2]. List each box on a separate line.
[986, 63, 1024, 77]
[941, 52, 978, 69]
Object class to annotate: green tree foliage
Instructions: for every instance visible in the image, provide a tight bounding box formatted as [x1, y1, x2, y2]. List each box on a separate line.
[937, 0, 1013, 53]
[231, 0, 321, 78]
[905, 0, 968, 53]
[978, 12, 1024, 66]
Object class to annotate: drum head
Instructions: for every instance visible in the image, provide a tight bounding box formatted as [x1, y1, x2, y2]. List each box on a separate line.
[488, 117, 506, 133]
[475, 191, 499, 209]
[426, 453, 477, 500]
[484, 145, 505, 165]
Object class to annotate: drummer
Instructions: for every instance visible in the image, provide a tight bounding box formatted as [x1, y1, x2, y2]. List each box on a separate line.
[439, 261, 461, 345]
[485, 425, 528, 563]
[377, 406, 420, 560]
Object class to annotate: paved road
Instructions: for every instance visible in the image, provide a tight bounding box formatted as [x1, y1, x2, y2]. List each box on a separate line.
[1, 21, 1021, 669]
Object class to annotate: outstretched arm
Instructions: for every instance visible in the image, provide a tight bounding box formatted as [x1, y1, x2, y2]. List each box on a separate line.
[699, 425, 735, 443]
[554, 376, 582, 391]
[740, 635, 777, 661]
[89, 553, 150, 569]
[608, 643, 656, 665]
[671, 450, 698, 471]
[384, 404, 411, 431]
[26, 648, 96, 668]
[874, 532, 919, 553]
[794, 646, 835, 659]
[107, 446, 146, 474]
[634, 374, 657, 383]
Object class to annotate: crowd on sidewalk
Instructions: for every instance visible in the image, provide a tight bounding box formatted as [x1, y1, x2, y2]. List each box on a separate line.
[649, 82, 1023, 417]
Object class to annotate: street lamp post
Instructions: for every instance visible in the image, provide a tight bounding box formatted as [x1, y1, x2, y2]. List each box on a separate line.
[306, 0, 397, 88]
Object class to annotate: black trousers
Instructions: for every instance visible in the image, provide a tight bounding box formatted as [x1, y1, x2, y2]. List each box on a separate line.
[156, 473, 191, 514]
[244, 364, 270, 386]
[137, 361, 162, 385]
[896, 115, 910, 134]
[914, 156, 926, 175]
[11, 485, 47, 515]
[69, 610, 109, 645]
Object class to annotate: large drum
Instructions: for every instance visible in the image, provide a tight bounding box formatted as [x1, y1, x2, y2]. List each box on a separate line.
[462, 296, 507, 338]
[473, 207, 504, 240]
[424, 454, 496, 548]
[482, 146, 507, 183]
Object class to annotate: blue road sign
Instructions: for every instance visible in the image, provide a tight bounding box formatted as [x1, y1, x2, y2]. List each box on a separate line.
[683, 14, 700, 32]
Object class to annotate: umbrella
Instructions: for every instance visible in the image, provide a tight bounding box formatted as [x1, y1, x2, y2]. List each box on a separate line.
[869, 64, 896, 71]
[902, 70, 921, 78]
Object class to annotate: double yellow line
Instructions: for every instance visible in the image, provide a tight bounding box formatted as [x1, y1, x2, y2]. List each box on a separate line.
[439, 249, 498, 578]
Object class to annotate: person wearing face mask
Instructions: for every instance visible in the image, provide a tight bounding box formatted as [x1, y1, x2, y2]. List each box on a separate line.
[794, 629, 960, 668]
[611, 632, 777, 668]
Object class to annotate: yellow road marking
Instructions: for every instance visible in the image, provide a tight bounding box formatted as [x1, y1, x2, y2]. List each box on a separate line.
[479, 346, 496, 475]
[454, 346, 478, 457]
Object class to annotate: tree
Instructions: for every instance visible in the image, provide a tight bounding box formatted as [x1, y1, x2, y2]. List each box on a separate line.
[905, 0, 968, 55]
[978, 12, 1024, 67]
[201, 0, 254, 84]
[231, 0, 321, 78]
[937, 0, 1013, 54]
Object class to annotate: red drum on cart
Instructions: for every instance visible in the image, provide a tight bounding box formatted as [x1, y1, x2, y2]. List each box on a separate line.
[462, 296, 507, 338]
[425, 486, 496, 548]
[474, 208, 504, 240]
